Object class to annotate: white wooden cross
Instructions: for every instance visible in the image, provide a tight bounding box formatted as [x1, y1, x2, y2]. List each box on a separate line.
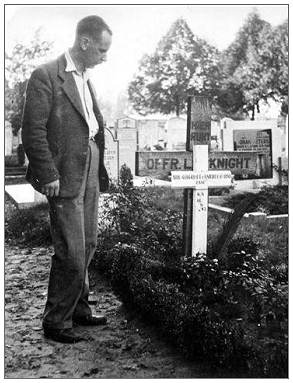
[171, 145, 233, 255]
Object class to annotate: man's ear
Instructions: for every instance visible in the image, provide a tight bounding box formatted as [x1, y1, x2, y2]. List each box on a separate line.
[79, 36, 90, 51]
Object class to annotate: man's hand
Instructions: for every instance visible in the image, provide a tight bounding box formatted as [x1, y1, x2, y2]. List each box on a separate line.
[41, 180, 60, 197]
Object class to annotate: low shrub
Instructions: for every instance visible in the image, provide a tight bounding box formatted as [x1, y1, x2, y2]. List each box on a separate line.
[5, 155, 19, 167]
[5, 202, 51, 246]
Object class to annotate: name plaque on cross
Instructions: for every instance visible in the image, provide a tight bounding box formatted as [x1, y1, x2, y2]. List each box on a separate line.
[171, 170, 232, 189]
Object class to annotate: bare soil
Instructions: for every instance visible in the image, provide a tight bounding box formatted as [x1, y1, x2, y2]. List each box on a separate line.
[5, 243, 225, 379]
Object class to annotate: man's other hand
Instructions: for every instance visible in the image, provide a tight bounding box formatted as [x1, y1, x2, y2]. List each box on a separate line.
[41, 180, 60, 197]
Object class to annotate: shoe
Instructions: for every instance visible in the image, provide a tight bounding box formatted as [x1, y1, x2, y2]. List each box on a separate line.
[43, 327, 85, 343]
[73, 314, 107, 326]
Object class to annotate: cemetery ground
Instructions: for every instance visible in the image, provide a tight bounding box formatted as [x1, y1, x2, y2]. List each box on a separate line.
[5, 243, 222, 379]
[5, 181, 288, 378]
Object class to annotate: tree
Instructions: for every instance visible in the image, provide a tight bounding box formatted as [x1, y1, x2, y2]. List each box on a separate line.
[128, 18, 221, 116]
[259, 19, 288, 114]
[218, 11, 288, 119]
[5, 29, 53, 134]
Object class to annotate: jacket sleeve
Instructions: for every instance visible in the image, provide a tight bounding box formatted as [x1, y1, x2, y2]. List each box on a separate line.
[22, 66, 60, 185]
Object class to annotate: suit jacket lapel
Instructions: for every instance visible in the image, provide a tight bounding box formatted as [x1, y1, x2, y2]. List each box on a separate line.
[57, 54, 87, 123]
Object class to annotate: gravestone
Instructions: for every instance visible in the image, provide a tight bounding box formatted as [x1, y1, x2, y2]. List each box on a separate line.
[137, 118, 167, 150]
[104, 128, 119, 180]
[222, 119, 280, 190]
[233, 129, 272, 178]
[166, 117, 186, 150]
[117, 117, 136, 129]
[117, 127, 137, 176]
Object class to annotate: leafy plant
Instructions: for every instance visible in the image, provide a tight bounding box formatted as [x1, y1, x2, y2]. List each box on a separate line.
[5, 29, 53, 134]
[5, 201, 51, 245]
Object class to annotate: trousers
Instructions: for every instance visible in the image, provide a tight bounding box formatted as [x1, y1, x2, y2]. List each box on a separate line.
[43, 140, 100, 329]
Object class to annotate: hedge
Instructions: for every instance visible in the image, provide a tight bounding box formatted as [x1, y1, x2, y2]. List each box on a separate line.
[94, 239, 287, 377]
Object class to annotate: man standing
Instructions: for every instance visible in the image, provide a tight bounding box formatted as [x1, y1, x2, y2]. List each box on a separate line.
[22, 15, 112, 343]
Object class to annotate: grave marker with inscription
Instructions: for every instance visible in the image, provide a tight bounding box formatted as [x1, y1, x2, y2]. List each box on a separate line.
[104, 128, 119, 180]
[136, 150, 259, 180]
[233, 129, 272, 178]
[135, 96, 274, 256]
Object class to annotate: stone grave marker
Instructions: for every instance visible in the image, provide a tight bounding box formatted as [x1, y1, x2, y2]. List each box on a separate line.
[117, 127, 137, 176]
[104, 128, 119, 180]
[233, 128, 272, 178]
[166, 116, 186, 150]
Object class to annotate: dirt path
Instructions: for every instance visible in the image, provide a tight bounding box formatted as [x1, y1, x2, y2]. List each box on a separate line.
[5, 244, 222, 379]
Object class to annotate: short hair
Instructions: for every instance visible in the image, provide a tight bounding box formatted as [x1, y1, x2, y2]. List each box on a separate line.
[76, 15, 112, 41]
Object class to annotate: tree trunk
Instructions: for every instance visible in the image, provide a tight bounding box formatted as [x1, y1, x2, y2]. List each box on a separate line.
[175, 95, 180, 117]
[251, 105, 255, 121]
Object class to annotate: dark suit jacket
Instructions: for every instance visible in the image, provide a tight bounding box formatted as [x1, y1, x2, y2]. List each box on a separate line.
[22, 53, 109, 198]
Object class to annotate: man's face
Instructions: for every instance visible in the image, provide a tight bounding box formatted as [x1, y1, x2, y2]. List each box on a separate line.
[83, 30, 112, 69]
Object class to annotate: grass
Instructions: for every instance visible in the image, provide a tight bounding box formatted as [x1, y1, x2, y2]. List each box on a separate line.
[143, 186, 288, 264]
[207, 209, 288, 262]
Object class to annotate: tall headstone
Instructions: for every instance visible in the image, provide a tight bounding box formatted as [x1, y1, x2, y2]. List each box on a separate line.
[117, 127, 137, 176]
[104, 128, 119, 181]
[137, 118, 167, 150]
[166, 117, 186, 150]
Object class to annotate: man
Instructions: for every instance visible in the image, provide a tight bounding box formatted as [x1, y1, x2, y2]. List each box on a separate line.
[22, 15, 112, 343]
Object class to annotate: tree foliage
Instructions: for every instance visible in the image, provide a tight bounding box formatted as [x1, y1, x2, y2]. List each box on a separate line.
[128, 18, 221, 116]
[218, 11, 288, 119]
[129, 12, 288, 120]
[5, 29, 53, 133]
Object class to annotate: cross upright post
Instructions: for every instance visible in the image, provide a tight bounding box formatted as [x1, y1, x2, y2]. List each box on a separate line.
[184, 96, 212, 256]
[192, 145, 209, 254]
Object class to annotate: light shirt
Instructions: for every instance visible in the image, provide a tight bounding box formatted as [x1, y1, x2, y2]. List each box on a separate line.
[65, 50, 99, 139]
